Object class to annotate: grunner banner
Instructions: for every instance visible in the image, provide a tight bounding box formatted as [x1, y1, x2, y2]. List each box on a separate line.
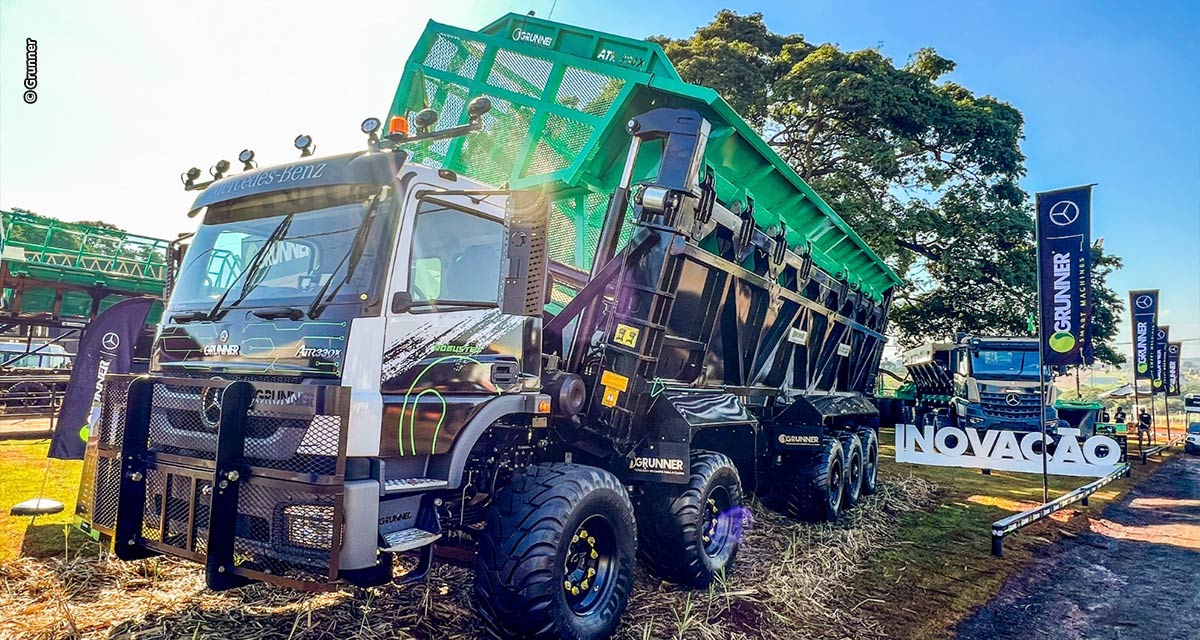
[1167, 341, 1182, 397]
[1036, 186, 1092, 366]
[48, 297, 154, 459]
[1129, 290, 1159, 381]
[1153, 325, 1170, 394]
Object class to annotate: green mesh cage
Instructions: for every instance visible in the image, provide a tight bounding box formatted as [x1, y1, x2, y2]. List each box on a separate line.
[389, 13, 902, 301]
[1, 210, 168, 319]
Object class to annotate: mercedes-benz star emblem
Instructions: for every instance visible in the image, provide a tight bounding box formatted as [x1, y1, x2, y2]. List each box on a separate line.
[1005, 393, 1021, 406]
[1048, 200, 1080, 227]
[1135, 295, 1153, 309]
[201, 377, 226, 430]
[101, 332, 120, 350]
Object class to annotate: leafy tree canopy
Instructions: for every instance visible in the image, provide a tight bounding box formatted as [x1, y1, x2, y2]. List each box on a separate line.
[655, 11, 1124, 365]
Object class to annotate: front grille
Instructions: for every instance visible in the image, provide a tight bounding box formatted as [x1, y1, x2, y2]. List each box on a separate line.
[143, 379, 345, 478]
[80, 373, 348, 590]
[980, 392, 1041, 419]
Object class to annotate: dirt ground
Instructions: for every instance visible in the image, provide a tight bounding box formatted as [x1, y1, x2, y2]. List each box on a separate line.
[955, 454, 1200, 640]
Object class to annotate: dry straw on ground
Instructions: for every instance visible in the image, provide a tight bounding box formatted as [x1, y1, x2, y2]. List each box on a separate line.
[1, 475, 936, 640]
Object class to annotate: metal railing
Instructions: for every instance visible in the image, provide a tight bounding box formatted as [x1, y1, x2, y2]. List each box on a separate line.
[1139, 434, 1187, 463]
[991, 462, 1130, 557]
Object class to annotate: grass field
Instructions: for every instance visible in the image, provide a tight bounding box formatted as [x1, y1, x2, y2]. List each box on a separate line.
[853, 427, 1174, 640]
[0, 430, 1177, 639]
[0, 439, 93, 561]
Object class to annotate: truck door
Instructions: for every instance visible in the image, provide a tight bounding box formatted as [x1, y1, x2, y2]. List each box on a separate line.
[377, 186, 531, 457]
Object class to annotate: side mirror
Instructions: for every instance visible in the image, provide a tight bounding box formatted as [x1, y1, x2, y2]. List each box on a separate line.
[391, 291, 413, 313]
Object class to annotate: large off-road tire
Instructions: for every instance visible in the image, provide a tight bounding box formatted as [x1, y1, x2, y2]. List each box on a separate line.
[636, 451, 744, 587]
[474, 463, 637, 640]
[858, 427, 880, 496]
[837, 433, 864, 509]
[777, 437, 846, 522]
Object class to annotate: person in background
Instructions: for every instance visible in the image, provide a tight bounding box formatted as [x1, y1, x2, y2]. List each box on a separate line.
[1138, 407, 1153, 447]
[1100, 407, 1112, 423]
[1114, 406, 1127, 424]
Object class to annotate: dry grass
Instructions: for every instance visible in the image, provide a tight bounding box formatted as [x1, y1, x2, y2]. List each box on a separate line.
[0, 476, 936, 640]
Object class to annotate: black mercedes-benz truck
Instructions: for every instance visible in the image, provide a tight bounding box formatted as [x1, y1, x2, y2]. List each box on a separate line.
[76, 15, 902, 640]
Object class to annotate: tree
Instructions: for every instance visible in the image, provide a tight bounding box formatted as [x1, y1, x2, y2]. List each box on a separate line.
[1089, 244, 1125, 366]
[655, 11, 1125, 365]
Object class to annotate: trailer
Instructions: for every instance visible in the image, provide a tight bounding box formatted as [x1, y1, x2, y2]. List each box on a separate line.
[0, 210, 167, 413]
[75, 14, 902, 640]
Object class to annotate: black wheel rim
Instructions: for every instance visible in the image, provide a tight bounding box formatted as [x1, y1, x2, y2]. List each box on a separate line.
[849, 454, 862, 492]
[865, 444, 877, 482]
[702, 485, 734, 557]
[562, 514, 616, 615]
[830, 459, 844, 508]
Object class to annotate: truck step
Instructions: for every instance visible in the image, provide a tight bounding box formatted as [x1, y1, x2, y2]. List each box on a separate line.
[381, 528, 442, 553]
[383, 477, 448, 494]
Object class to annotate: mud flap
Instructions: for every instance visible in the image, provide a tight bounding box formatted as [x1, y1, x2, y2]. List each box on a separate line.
[622, 441, 691, 484]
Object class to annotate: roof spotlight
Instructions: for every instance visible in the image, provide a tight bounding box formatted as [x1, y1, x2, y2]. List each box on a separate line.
[238, 149, 256, 171]
[361, 117, 381, 146]
[295, 134, 315, 157]
[180, 167, 202, 189]
[467, 96, 492, 121]
[413, 108, 439, 133]
[210, 160, 230, 180]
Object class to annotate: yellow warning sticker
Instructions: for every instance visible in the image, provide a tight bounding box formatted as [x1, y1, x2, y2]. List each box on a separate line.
[601, 387, 620, 407]
[613, 323, 640, 348]
[600, 370, 629, 392]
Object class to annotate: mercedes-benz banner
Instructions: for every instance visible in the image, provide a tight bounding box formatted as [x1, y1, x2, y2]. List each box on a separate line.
[1036, 186, 1092, 366]
[1128, 289, 1159, 381]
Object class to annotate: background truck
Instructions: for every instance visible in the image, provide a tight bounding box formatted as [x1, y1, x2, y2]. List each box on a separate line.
[901, 335, 1057, 432]
[75, 14, 902, 640]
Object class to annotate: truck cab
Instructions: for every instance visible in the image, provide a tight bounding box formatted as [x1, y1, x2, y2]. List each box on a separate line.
[902, 336, 1057, 431]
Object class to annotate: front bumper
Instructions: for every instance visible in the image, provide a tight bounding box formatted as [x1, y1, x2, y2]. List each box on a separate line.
[76, 374, 350, 591]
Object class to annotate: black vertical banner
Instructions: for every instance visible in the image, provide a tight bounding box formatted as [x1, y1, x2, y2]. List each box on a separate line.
[1153, 326, 1169, 394]
[1167, 342, 1182, 397]
[48, 297, 154, 459]
[1128, 290, 1159, 380]
[1036, 186, 1092, 365]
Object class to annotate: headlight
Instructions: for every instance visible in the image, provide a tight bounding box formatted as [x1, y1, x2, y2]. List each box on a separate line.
[283, 504, 335, 550]
[969, 416, 985, 425]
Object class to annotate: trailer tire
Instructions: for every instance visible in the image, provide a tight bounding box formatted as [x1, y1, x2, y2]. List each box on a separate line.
[858, 428, 880, 496]
[838, 433, 864, 509]
[636, 451, 744, 588]
[778, 437, 845, 522]
[474, 463, 637, 640]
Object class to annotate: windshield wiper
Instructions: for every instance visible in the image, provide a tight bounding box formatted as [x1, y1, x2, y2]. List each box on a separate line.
[170, 310, 210, 323]
[206, 213, 296, 320]
[307, 195, 381, 319]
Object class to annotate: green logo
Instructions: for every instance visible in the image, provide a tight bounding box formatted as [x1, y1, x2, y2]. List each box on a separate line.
[78, 424, 89, 442]
[1048, 331, 1075, 353]
[1137, 363, 1148, 373]
[1153, 379, 1162, 388]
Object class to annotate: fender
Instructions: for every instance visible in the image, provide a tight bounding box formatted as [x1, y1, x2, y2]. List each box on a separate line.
[424, 392, 549, 488]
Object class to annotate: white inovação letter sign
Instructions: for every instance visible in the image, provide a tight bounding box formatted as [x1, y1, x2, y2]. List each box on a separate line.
[895, 424, 1123, 477]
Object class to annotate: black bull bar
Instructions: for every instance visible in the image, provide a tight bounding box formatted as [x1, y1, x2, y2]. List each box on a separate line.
[76, 374, 350, 591]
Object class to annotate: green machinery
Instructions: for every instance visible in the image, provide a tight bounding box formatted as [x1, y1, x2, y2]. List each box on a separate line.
[1, 210, 168, 322]
[388, 13, 901, 302]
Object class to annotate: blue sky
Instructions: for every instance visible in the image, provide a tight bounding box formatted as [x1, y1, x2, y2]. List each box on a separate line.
[1, 0, 1197, 361]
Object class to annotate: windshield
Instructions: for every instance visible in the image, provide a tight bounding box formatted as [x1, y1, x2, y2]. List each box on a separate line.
[0, 344, 69, 369]
[1188, 424, 1200, 435]
[408, 199, 503, 308]
[169, 185, 390, 312]
[969, 349, 1045, 379]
